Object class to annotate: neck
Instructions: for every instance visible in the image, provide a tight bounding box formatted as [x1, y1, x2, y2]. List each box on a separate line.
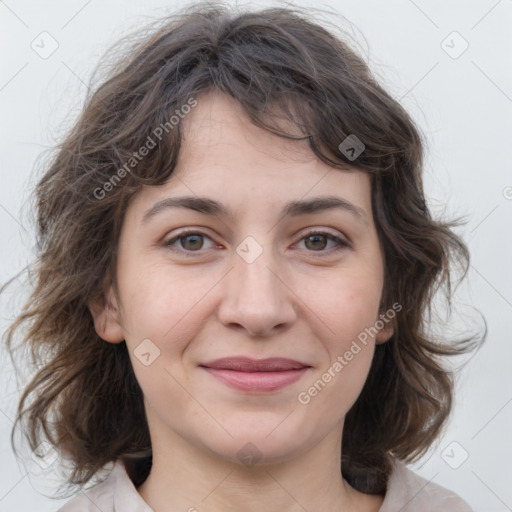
[136, 425, 384, 512]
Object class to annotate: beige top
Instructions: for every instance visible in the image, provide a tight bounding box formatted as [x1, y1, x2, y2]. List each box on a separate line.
[57, 458, 473, 511]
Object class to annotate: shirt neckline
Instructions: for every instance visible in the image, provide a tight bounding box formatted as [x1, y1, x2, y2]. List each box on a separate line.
[109, 460, 401, 512]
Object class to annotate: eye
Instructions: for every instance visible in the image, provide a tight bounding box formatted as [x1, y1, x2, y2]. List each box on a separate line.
[294, 230, 350, 256]
[163, 230, 217, 256]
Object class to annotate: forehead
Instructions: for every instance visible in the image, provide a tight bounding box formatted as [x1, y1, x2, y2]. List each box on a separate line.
[130, 91, 374, 224]
[180, 91, 313, 164]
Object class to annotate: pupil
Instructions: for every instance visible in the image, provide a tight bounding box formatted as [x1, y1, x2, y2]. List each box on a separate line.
[306, 235, 326, 250]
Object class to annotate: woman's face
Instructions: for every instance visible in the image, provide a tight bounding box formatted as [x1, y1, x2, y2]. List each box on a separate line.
[92, 91, 393, 466]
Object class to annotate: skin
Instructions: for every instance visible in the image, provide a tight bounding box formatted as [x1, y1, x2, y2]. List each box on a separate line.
[90, 91, 394, 512]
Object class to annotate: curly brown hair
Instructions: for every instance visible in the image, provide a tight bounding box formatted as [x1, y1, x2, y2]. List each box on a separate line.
[3, 1, 484, 498]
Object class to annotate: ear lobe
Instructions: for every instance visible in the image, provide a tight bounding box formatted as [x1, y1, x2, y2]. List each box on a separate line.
[88, 288, 125, 344]
[375, 322, 394, 345]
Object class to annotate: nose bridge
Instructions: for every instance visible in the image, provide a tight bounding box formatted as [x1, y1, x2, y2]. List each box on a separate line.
[217, 235, 296, 336]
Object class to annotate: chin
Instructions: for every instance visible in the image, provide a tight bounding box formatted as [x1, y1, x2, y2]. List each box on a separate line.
[199, 429, 308, 468]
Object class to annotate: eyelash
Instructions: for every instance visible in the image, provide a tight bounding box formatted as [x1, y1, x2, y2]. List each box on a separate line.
[162, 229, 350, 259]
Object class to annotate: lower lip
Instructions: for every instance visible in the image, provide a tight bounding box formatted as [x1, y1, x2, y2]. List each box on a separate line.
[201, 367, 309, 392]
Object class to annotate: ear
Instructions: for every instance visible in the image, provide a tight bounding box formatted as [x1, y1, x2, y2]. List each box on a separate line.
[88, 287, 125, 344]
[375, 323, 394, 344]
[375, 311, 394, 345]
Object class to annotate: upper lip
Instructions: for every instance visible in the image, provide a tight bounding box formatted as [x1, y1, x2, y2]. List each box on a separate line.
[200, 357, 310, 372]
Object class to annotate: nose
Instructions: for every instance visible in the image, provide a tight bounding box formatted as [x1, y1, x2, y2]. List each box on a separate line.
[217, 244, 297, 338]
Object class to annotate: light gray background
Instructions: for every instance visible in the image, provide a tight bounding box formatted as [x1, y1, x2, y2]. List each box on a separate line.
[1, 0, 511, 511]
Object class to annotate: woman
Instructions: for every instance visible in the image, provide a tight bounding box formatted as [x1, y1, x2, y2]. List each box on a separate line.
[3, 3, 482, 511]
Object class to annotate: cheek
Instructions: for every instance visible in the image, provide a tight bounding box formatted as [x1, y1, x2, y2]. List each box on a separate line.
[118, 258, 204, 341]
[298, 268, 382, 401]
[118, 270, 199, 415]
[304, 266, 383, 342]
[116, 261, 219, 400]
[300, 306, 378, 421]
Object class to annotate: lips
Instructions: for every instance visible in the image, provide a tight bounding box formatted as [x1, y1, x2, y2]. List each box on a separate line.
[199, 357, 311, 392]
[199, 357, 310, 372]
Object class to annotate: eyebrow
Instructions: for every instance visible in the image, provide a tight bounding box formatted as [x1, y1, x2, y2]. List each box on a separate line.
[142, 195, 369, 226]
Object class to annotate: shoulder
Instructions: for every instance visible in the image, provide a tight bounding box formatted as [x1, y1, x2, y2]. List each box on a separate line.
[55, 463, 121, 512]
[380, 458, 473, 512]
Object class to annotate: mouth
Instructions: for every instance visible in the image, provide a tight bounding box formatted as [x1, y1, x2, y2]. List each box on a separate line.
[199, 357, 311, 392]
